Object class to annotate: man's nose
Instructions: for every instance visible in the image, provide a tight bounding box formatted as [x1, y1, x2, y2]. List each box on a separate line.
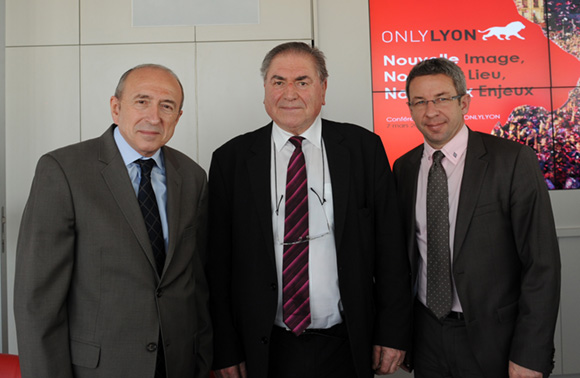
[424, 100, 439, 116]
[283, 83, 298, 100]
[146, 104, 162, 123]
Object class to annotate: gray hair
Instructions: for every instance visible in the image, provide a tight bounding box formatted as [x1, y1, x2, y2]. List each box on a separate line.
[114, 63, 184, 110]
[406, 58, 467, 98]
[260, 42, 329, 83]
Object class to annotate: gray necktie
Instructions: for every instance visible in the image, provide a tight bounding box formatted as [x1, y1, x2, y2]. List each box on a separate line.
[426, 151, 453, 319]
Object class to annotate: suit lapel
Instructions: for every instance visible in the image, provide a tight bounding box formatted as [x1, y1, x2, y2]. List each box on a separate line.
[454, 130, 487, 260]
[98, 126, 160, 276]
[399, 146, 423, 276]
[322, 120, 350, 252]
[163, 147, 183, 276]
[247, 125, 276, 266]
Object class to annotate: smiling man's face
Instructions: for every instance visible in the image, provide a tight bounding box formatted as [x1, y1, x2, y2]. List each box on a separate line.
[110, 66, 183, 157]
[263, 52, 327, 135]
[408, 73, 470, 149]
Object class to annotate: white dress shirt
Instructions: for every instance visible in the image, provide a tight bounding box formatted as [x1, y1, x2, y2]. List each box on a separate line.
[271, 116, 342, 329]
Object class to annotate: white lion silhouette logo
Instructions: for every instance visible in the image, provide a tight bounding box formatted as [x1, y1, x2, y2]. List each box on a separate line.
[478, 21, 526, 41]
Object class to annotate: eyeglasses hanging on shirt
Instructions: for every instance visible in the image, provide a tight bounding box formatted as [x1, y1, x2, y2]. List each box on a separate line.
[272, 136, 332, 246]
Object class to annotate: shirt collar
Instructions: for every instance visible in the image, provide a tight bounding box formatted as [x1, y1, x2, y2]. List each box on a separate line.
[113, 126, 164, 169]
[272, 116, 323, 152]
[423, 124, 468, 165]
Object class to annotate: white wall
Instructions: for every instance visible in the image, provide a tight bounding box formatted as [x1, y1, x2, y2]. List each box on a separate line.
[3, 0, 579, 376]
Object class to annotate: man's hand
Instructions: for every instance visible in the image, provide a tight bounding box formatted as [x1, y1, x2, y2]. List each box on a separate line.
[213, 362, 248, 378]
[509, 361, 542, 378]
[372, 345, 406, 375]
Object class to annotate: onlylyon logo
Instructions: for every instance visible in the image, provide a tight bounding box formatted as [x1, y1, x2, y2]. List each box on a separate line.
[478, 21, 526, 41]
[380, 21, 527, 44]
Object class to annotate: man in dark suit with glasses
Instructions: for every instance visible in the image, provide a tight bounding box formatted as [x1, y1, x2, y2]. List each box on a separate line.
[207, 42, 412, 378]
[394, 57, 560, 378]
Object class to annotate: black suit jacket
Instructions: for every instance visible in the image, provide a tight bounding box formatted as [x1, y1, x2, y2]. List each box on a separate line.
[393, 129, 561, 377]
[208, 119, 411, 378]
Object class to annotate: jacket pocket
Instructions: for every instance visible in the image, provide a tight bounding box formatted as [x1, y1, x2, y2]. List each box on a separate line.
[473, 201, 501, 217]
[70, 338, 101, 369]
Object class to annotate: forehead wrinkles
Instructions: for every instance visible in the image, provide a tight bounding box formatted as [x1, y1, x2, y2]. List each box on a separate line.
[124, 69, 182, 105]
[131, 92, 177, 104]
[267, 54, 318, 77]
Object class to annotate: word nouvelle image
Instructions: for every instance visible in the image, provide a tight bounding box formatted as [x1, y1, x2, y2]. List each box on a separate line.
[381, 52, 534, 101]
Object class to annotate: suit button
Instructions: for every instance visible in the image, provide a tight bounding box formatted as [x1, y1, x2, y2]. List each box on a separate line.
[261, 337, 269, 344]
[270, 283, 277, 290]
[156, 289, 163, 297]
[147, 343, 158, 352]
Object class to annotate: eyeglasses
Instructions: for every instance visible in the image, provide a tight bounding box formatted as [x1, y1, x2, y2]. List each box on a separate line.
[407, 94, 464, 110]
[274, 187, 331, 246]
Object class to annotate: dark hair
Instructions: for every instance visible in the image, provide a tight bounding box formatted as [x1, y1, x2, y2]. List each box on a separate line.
[260, 42, 329, 83]
[405, 58, 466, 98]
[114, 63, 184, 110]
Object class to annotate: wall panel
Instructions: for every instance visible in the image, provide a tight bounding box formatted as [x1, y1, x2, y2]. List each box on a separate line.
[6, 0, 79, 46]
[80, 0, 195, 45]
[196, 0, 312, 42]
[559, 235, 580, 374]
[316, 0, 373, 131]
[5, 46, 81, 351]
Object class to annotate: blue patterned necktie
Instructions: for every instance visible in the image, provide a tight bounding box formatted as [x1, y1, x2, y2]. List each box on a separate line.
[136, 159, 165, 276]
[135, 159, 167, 378]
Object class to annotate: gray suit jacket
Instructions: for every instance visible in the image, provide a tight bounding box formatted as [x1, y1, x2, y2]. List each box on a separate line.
[14, 126, 211, 378]
[393, 129, 561, 377]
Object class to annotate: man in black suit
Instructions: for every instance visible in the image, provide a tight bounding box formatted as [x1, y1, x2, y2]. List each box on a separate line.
[393, 58, 561, 378]
[207, 42, 411, 378]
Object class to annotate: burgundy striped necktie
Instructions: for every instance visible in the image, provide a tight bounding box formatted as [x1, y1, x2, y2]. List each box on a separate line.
[282, 136, 311, 335]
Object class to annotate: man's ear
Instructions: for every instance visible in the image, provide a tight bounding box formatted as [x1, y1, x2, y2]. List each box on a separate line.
[110, 96, 121, 123]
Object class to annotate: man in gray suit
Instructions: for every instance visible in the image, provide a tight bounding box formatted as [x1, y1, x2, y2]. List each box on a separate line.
[393, 58, 560, 378]
[14, 64, 211, 378]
